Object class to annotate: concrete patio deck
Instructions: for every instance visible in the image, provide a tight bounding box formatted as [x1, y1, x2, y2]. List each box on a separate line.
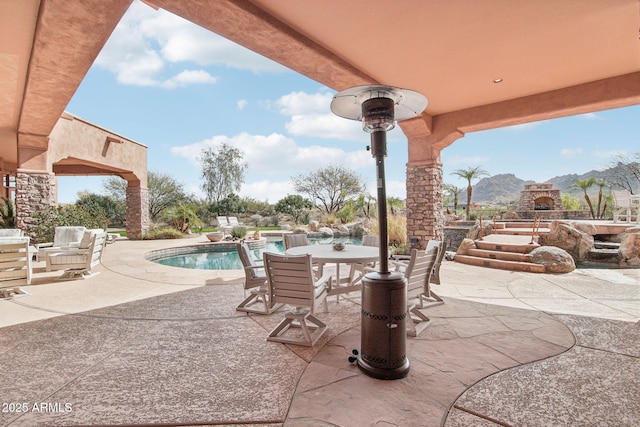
[0, 235, 638, 426]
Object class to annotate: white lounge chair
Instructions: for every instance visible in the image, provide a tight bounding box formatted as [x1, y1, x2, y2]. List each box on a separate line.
[0, 237, 32, 294]
[612, 190, 640, 223]
[43, 230, 106, 279]
[36, 226, 86, 261]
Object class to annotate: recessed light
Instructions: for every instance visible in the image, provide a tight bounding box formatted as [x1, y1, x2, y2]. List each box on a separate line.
[493, 78, 503, 83]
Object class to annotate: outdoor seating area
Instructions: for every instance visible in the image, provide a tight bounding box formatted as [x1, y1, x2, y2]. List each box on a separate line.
[0, 236, 638, 426]
[613, 189, 640, 223]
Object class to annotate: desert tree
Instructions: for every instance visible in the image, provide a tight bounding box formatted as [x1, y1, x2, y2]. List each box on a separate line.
[450, 166, 489, 219]
[292, 164, 366, 214]
[199, 142, 247, 204]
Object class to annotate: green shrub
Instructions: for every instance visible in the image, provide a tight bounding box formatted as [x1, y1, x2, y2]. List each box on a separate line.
[231, 226, 248, 239]
[143, 227, 184, 240]
[27, 204, 109, 244]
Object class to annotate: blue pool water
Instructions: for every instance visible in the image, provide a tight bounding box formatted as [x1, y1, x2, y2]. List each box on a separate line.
[152, 236, 362, 270]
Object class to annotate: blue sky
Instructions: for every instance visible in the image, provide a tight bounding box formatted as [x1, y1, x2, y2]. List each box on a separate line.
[61, 1, 640, 204]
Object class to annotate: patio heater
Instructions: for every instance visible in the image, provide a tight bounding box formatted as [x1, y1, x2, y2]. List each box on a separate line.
[331, 85, 427, 379]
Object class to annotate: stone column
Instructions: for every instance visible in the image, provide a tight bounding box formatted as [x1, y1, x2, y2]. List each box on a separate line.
[401, 116, 464, 250]
[15, 172, 57, 232]
[125, 184, 150, 240]
[406, 163, 444, 249]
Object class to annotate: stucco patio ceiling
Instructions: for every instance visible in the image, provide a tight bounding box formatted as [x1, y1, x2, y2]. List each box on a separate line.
[2, 0, 640, 171]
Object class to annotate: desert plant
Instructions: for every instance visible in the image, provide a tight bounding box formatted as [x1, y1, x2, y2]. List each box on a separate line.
[231, 226, 248, 239]
[143, 227, 184, 240]
[27, 204, 109, 244]
[0, 197, 16, 228]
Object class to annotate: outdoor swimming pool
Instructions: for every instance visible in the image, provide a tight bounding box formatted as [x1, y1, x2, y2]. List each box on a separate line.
[149, 236, 362, 270]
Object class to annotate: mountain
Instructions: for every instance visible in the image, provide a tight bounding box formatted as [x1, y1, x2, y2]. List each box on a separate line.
[469, 166, 640, 204]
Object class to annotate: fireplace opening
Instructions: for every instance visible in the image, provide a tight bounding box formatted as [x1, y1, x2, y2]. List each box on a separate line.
[534, 197, 553, 210]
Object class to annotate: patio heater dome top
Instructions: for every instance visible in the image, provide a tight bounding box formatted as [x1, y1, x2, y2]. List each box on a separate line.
[330, 84, 427, 132]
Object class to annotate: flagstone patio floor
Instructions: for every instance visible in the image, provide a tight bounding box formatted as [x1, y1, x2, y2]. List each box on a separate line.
[0, 235, 638, 426]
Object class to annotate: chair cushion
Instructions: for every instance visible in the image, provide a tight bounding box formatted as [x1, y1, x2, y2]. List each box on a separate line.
[53, 226, 86, 247]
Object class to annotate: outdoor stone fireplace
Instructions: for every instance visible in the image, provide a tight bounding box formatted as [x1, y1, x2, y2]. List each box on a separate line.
[517, 183, 562, 211]
[515, 183, 588, 220]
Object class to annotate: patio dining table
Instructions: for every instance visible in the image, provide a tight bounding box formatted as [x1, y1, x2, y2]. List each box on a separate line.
[285, 244, 379, 299]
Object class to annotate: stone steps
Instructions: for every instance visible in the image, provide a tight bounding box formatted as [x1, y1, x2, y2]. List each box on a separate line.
[455, 254, 546, 273]
[454, 224, 547, 273]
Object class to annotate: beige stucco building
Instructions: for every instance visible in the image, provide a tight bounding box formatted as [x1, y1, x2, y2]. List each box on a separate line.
[1, 0, 639, 244]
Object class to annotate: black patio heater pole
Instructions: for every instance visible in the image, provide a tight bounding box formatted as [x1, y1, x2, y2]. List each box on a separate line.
[331, 86, 427, 380]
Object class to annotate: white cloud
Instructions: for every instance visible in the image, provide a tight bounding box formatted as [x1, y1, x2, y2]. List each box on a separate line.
[95, 1, 285, 88]
[237, 99, 248, 110]
[160, 69, 217, 88]
[170, 132, 373, 176]
[560, 148, 583, 158]
[240, 180, 295, 203]
[579, 112, 599, 120]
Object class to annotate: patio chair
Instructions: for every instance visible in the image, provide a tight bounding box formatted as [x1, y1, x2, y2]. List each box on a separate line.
[35, 226, 86, 261]
[43, 230, 107, 279]
[347, 234, 380, 283]
[612, 190, 640, 223]
[235, 242, 283, 314]
[392, 244, 441, 336]
[427, 239, 447, 286]
[263, 252, 331, 346]
[0, 229, 24, 237]
[283, 233, 308, 250]
[216, 216, 232, 233]
[227, 216, 243, 227]
[0, 237, 31, 291]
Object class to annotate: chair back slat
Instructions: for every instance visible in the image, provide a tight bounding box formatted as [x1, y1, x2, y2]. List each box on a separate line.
[264, 253, 315, 307]
[405, 246, 438, 300]
[283, 234, 308, 250]
[236, 242, 265, 289]
[362, 235, 379, 247]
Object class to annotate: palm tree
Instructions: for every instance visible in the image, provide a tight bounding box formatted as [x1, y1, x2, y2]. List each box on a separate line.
[594, 178, 608, 219]
[570, 177, 596, 219]
[451, 167, 489, 219]
[0, 197, 16, 228]
[443, 184, 463, 214]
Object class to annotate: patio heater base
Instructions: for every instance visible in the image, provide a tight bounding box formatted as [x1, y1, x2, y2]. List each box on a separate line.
[358, 272, 409, 380]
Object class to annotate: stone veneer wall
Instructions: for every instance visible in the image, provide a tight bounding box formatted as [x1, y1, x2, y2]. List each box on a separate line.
[126, 187, 150, 240]
[15, 172, 56, 231]
[517, 183, 562, 211]
[406, 163, 444, 249]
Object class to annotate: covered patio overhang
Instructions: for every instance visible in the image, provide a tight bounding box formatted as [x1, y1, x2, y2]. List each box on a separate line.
[2, 0, 640, 243]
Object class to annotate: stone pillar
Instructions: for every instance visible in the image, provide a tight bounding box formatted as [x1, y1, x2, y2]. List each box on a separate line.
[401, 115, 464, 250]
[15, 172, 56, 232]
[125, 185, 150, 240]
[406, 163, 444, 249]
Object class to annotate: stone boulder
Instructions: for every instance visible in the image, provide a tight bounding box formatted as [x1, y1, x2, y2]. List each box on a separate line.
[317, 227, 334, 238]
[619, 226, 640, 266]
[466, 221, 493, 240]
[455, 238, 476, 255]
[503, 211, 520, 220]
[336, 225, 350, 236]
[308, 220, 320, 232]
[530, 246, 576, 273]
[539, 221, 594, 262]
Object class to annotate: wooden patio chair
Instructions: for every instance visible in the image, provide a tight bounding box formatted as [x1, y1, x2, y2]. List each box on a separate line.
[283, 233, 308, 250]
[43, 230, 106, 279]
[392, 243, 442, 336]
[0, 237, 31, 298]
[263, 252, 331, 346]
[235, 242, 283, 314]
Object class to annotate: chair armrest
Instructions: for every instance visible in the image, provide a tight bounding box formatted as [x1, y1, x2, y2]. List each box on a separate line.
[390, 259, 408, 272]
[315, 271, 333, 290]
[35, 242, 53, 249]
